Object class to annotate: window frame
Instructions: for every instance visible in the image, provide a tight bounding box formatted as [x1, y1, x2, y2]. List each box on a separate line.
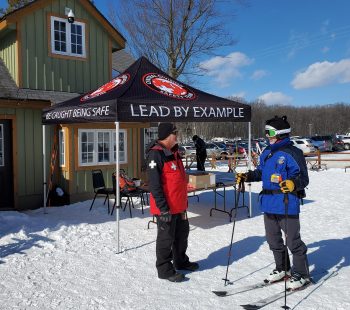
[49, 15, 87, 59]
[78, 129, 127, 167]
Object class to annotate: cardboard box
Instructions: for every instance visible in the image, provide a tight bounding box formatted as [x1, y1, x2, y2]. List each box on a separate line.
[187, 172, 216, 189]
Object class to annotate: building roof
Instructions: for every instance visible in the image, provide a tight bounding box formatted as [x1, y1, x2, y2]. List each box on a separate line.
[112, 50, 135, 73]
[0, 50, 135, 104]
[0, 58, 79, 104]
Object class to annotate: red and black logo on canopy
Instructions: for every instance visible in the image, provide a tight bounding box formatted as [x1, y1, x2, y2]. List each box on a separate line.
[80, 74, 130, 102]
[143, 73, 196, 100]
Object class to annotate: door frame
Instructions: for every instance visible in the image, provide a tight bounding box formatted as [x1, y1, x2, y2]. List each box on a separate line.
[0, 115, 18, 209]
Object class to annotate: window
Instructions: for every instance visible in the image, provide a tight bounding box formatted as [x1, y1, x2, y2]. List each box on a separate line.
[97, 131, 110, 163]
[143, 127, 158, 158]
[50, 16, 86, 58]
[0, 124, 3, 166]
[59, 129, 65, 166]
[78, 129, 127, 166]
[112, 131, 126, 162]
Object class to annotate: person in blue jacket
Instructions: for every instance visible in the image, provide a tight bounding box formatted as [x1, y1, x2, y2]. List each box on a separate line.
[236, 115, 310, 290]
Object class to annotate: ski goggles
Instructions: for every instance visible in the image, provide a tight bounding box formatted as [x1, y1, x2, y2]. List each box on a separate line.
[265, 125, 291, 137]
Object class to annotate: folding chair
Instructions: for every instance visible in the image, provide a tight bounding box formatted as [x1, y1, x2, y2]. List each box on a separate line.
[110, 173, 146, 217]
[89, 169, 114, 214]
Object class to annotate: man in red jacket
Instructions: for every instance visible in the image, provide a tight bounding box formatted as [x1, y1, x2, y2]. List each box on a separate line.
[146, 123, 199, 282]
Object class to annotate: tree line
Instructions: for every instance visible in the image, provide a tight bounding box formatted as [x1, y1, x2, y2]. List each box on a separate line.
[176, 101, 350, 142]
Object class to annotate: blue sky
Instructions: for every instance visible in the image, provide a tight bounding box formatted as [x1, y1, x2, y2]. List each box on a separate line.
[196, 0, 350, 107]
[1, 0, 350, 106]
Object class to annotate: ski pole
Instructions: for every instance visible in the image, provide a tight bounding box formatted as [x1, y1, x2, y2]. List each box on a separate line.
[222, 180, 243, 286]
[282, 193, 290, 310]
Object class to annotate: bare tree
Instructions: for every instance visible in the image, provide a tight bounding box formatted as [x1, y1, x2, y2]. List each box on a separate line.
[176, 101, 350, 141]
[1, 0, 33, 15]
[109, 0, 246, 79]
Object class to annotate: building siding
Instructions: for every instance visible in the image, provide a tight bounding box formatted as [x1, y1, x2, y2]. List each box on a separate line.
[19, 0, 110, 93]
[15, 108, 47, 197]
[0, 31, 17, 84]
[61, 127, 142, 203]
[0, 107, 51, 209]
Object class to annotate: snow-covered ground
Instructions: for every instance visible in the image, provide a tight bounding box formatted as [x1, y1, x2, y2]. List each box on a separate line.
[1, 163, 350, 310]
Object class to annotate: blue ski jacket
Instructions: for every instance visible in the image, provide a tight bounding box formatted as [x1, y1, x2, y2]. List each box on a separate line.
[247, 138, 309, 215]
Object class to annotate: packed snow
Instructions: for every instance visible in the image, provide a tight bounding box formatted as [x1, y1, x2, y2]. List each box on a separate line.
[1, 162, 350, 310]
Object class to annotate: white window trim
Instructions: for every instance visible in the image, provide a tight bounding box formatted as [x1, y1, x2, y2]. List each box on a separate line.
[59, 129, 65, 167]
[50, 16, 86, 58]
[78, 129, 127, 167]
[0, 124, 4, 167]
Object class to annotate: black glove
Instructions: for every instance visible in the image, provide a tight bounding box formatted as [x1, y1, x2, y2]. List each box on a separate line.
[235, 173, 247, 185]
[158, 211, 172, 223]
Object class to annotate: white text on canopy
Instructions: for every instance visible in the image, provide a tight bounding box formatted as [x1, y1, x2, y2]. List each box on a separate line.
[45, 105, 110, 120]
[130, 104, 244, 118]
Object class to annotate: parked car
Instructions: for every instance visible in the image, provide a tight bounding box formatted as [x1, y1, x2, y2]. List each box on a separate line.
[310, 135, 333, 152]
[178, 145, 196, 158]
[336, 135, 350, 150]
[225, 142, 245, 154]
[236, 140, 263, 154]
[205, 143, 228, 159]
[291, 138, 316, 155]
[178, 146, 186, 158]
[212, 142, 227, 151]
[331, 136, 345, 151]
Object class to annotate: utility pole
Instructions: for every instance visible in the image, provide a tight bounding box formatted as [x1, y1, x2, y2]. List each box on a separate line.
[308, 123, 312, 136]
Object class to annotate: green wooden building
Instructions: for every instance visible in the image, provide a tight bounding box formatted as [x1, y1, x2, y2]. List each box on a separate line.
[0, 0, 150, 210]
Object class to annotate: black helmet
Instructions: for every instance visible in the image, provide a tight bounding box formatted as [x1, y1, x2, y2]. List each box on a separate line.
[265, 115, 291, 139]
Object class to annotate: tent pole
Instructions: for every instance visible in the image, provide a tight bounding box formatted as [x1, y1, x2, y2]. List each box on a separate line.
[248, 122, 252, 217]
[42, 125, 47, 214]
[115, 121, 121, 253]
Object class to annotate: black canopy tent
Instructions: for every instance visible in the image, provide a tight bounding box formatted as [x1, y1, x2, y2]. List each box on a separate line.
[42, 57, 252, 253]
[42, 56, 251, 124]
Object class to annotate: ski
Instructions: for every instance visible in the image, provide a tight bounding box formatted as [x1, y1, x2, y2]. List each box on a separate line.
[240, 282, 312, 309]
[212, 278, 285, 297]
[212, 269, 328, 297]
[240, 270, 337, 310]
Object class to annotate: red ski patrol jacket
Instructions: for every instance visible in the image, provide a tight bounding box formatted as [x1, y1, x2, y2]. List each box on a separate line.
[146, 141, 188, 215]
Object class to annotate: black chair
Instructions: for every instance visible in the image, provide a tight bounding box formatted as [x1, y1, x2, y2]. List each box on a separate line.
[111, 173, 146, 217]
[89, 169, 114, 214]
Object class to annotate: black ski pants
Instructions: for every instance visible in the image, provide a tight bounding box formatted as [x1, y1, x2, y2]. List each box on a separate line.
[264, 213, 309, 277]
[156, 213, 190, 278]
[196, 153, 206, 171]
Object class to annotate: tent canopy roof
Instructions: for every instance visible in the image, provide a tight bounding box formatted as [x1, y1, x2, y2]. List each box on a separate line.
[42, 57, 251, 124]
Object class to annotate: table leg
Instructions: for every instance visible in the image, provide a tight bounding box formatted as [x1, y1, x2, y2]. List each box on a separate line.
[210, 186, 232, 221]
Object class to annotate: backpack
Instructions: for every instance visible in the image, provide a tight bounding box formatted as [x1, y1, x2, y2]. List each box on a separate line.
[119, 171, 137, 192]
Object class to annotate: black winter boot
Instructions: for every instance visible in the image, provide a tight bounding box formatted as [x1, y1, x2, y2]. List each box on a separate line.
[166, 272, 185, 282]
[176, 262, 199, 271]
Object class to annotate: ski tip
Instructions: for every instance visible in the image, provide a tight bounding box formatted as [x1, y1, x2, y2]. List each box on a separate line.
[212, 290, 227, 297]
[241, 305, 261, 310]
